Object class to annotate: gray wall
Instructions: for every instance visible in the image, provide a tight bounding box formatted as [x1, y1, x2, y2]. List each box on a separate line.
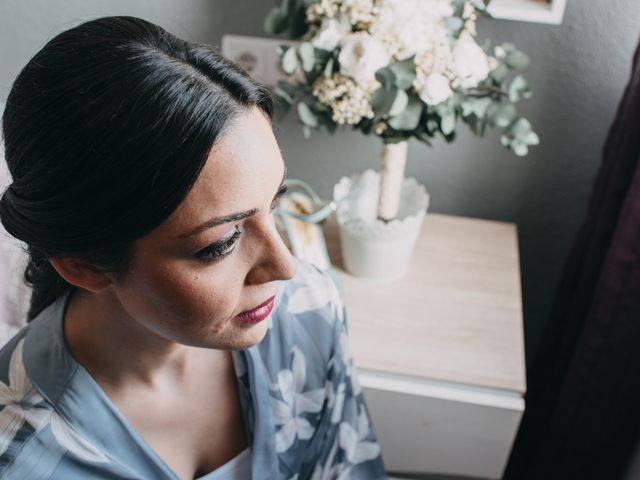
[1, 0, 639, 389]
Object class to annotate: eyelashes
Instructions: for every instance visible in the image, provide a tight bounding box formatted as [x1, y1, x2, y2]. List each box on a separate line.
[196, 183, 288, 263]
[272, 184, 288, 209]
[196, 225, 242, 262]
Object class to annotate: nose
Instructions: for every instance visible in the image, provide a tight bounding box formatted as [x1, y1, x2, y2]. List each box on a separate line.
[245, 215, 298, 286]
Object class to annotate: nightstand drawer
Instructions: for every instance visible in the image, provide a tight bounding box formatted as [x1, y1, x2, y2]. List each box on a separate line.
[360, 370, 524, 479]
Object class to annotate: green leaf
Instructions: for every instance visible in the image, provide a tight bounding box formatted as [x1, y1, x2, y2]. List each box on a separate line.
[389, 89, 409, 117]
[388, 94, 422, 130]
[512, 141, 528, 156]
[389, 58, 417, 90]
[276, 79, 299, 97]
[275, 86, 295, 104]
[505, 49, 530, 70]
[509, 117, 533, 137]
[299, 42, 315, 72]
[523, 131, 540, 145]
[370, 84, 398, 116]
[508, 75, 531, 102]
[440, 109, 456, 135]
[289, 4, 311, 38]
[501, 117, 539, 155]
[324, 57, 334, 78]
[274, 96, 292, 121]
[375, 67, 396, 90]
[264, 8, 288, 34]
[490, 63, 508, 83]
[461, 97, 492, 118]
[445, 16, 464, 34]
[297, 102, 318, 127]
[487, 103, 517, 127]
[282, 47, 298, 74]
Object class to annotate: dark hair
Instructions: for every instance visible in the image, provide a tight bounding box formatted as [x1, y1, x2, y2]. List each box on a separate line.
[0, 16, 274, 321]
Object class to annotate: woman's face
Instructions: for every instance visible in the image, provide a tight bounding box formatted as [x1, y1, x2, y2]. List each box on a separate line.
[110, 107, 297, 350]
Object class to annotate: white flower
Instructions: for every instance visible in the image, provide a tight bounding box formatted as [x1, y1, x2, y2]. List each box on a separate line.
[338, 32, 390, 84]
[271, 346, 326, 453]
[0, 339, 108, 463]
[287, 265, 343, 324]
[312, 14, 352, 51]
[371, 0, 453, 60]
[340, 0, 378, 26]
[452, 33, 491, 88]
[0, 340, 51, 456]
[339, 409, 381, 465]
[418, 72, 454, 105]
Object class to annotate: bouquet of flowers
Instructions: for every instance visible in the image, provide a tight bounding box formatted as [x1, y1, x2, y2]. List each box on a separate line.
[265, 0, 538, 221]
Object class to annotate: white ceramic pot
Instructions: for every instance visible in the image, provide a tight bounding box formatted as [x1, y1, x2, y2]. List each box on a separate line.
[333, 169, 429, 281]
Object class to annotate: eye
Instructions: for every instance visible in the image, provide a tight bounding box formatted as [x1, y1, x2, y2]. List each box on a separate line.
[196, 225, 242, 262]
[270, 184, 288, 212]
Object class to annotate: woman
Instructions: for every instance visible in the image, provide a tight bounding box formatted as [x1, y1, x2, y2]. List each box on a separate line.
[0, 16, 387, 480]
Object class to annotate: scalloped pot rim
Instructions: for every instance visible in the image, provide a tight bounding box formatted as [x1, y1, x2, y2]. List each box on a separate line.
[333, 169, 429, 240]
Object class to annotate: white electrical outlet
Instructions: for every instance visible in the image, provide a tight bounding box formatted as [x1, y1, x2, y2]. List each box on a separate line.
[221, 34, 298, 86]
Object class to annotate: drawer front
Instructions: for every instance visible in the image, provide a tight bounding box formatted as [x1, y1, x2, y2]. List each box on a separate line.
[361, 376, 524, 479]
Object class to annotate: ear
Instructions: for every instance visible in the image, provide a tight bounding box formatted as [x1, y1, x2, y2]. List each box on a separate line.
[48, 257, 113, 292]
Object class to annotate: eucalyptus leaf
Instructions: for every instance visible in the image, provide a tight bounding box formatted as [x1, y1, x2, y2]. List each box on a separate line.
[460, 97, 491, 118]
[264, 8, 288, 34]
[426, 118, 439, 133]
[375, 67, 396, 89]
[289, 4, 311, 38]
[275, 86, 295, 104]
[506, 49, 530, 70]
[441, 110, 456, 135]
[389, 90, 409, 117]
[445, 16, 464, 34]
[512, 141, 528, 156]
[277, 79, 299, 98]
[299, 42, 315, 72]
[388, 94, 422, 130]
[297, 102, 319, 127]
[389, 58, 417, 90]
[508, 75, 530, 102]
[282, 47, 298, 74]
[274, 96, 292, 121]
[324, 57, 335, 78]
[487, 103, 517, 127]
[371, 84, 398, 116]
[509, 117, 533, 137]
[490, 63, 508, 83]
[524, 131, 540, 145]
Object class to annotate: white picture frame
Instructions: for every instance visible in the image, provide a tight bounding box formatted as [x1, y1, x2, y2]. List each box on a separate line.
[487, 0, 567, 25]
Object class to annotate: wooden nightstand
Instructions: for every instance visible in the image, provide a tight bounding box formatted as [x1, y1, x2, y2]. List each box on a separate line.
[323, 213, 526, 479]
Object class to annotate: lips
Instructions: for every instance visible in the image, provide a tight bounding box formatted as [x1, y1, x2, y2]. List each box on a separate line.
[234, 295, 276, 324]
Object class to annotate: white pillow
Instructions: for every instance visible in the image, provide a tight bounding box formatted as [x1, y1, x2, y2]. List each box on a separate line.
[0, 103, 30, 344]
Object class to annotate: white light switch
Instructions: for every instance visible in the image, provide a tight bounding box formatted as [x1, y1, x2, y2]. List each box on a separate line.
[221, 34, 298, 86]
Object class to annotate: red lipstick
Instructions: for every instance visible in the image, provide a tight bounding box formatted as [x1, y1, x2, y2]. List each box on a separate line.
[234, 295, 276, 324]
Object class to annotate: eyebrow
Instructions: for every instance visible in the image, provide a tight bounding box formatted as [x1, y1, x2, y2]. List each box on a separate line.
[179, 165, 287, 239]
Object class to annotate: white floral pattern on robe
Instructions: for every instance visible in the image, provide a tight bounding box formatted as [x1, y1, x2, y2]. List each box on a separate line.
[0, 258, 388, 479]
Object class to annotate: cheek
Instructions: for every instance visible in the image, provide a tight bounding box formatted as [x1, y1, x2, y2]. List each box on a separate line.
[125, 261, 243, 327]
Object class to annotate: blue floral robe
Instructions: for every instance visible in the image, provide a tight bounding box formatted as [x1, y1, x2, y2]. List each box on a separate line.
[0, 258, 388, 479]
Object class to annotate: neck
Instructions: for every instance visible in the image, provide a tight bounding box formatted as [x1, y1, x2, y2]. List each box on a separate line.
[63, 288, 227, 390]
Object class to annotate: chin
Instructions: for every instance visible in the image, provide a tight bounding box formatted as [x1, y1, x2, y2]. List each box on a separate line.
[197, 319, 270, 351]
